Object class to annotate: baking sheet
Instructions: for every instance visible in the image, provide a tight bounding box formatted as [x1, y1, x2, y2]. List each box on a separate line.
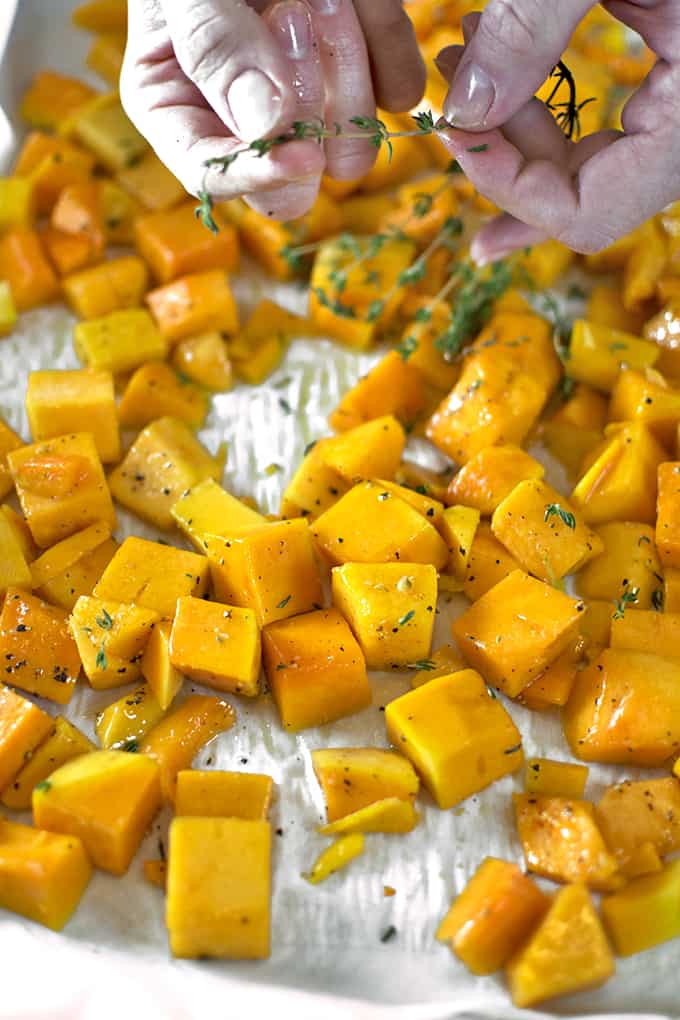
[0, 4, 677, 1019]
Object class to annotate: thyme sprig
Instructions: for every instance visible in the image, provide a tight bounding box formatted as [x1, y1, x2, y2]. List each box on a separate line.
[544, 503, 576, 529]
[433, 259, 513, 359]
[612, 584, 640, 620]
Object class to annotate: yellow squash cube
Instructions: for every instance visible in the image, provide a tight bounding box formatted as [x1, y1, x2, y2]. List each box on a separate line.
[452, 570, 584, 698]
[462, 522, 521, 601]
[506, 884, 615, 1008]
[33, 749, 161, 875]
[172, 331, 233, 391]
[517, 639, 582, 710]
[491, 480, 603, 582]
[568, 318, 659, 391]
[95, 683, 166, 750]
[29, 520, 112, 591]
[280, 437, 350, 520]
[166, 817, 271, 959]
[0, 685, 54, 794]
[665, 567, 680, 611]
[116, 151, 185, 212]
[0, 281, 18, 337]
[576, 521, 663, 610]
[108, 417, 221, 530]
[169, 596, 261, 697]
[656, 461, 680, 567]
[8, 432, 116, 548]
[318, 797, 419, 835]
[601, 859, 680, 956]
[0, 817, 92, 931]
[262, 608, 371, 731]
[0, 415, 24, 498]
[410, 643, 465, 688]
[610, 369, 680, 447]
[171, 478, 264, 551]
[447, 444, 545, 516]
[331, 562, 437, 669]
[175, 769, 273, 820]
[384, 669, 523, 809]
[73, 308, 167, 374]
[63, 255, 149, 319]
[610, 609, 680, 658]
[525, 758, 588, 799]
[208, 518, 323, 628]
[1, 717, 94, 811]
[596, 778, 680, 876]
[319, 415, 406, 484]
[0, 589, 81, 704]
[69, 595, 160, 690]
[374, 480, 443, 523]
[118, 362, 209, 430]
[311, 747, 419, 822]
[93, 535, 210, 617]
[26, 369, 120, 464]
[437, 505, 480, 579]
[37, 535, 117, 612]
[66, 92, 148, 173]
[328, 353, 427, 432]
[0, 177, 35, 232]
[140, 620, 183, 710]
[0, 508, 32, 596]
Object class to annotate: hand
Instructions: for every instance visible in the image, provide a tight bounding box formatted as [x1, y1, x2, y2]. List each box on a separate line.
[435, 1, 680, 258]
[121, 0, 424, 221]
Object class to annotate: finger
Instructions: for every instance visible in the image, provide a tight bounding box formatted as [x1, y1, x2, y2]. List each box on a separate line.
[308, 0, 377, 179]
[441, 0, 597, 130]
[352, 0, 426, 111]
[159, 0, 299, 142]
[471, 215, 548, 264]
[605, 0, 680, 62]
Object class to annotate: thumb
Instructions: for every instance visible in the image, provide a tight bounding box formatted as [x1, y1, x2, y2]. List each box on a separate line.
[442, 0, 596, 130]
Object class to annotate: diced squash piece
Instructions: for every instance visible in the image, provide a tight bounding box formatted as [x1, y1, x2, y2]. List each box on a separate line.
[207, 518, 322, 628]
[563, 648, 680, 766]
[0, 229, 59, 311]
[13, 133, 95, 215]
[140, 694, 236, 803]
[262, 608, 371, 731]
[318, 796, 419, 835]
[167, 816, 270, 958]
[66, 93, 147, 173]
[518, 639, 582, 710]
[141, 621, 183, 711]
[169, 597, 260, 698]
[576, 521, 663, 610]
[436, 858, 549, 975]
[601, 860, 680, 956]
[656, 461, 680, 567]
[331, 562, 437, 669]
[665, 567, 680, 611]
[610, 609, 680, 658]
[0, 281, 18, 337]
[320, 416, 406, 484]
[311, 747, 419, 823]
[587, 282, 645, 333]
[311, 481, 449, 568]
[172, 479, 264, 553]
[410, 643, 465, 688]
[20, 71, 97, 130]
[94, 535, 210, 618]
[8, 432, 116, 548]
[514, 794, 620, 891]
[26, 369, 120, 463]
[610, 369, 680, 447]
[1, 717, 94, 811]
[622, 219, 667, 312]
[328, 352, 427, 431]
[72, 0, 127, 32]
[33, 749, 161, 875]
[30, 521, 112, 590]
[596, 778, 680, 875]
[280, 437, 350, 520]
[118, 362, 208, 430]
[525, 758, 588, 798]
[462, 522, 521, 601]
[0, 177, 35, 232]
[175, 769, 273, 820]
[541, 422, 604, 479]
[0, 589, 80, 704]
[116, 150, 185, 212]
[108, 417, 221, 530]
[373, 480, 443, 523]
[447, 445, 544, 516]
[0, 416, 23, 500]
[73, 308, 167, 374]
[0, 817, 92, 931]
[87, 32, 126, 86]
[146, 270, 238, 343]
[452, 570, 584, 698]
[42, 226, 94, 276]
[62, 255, 149, 319]
[135, 200, 238, 283]
[227, 298, 310, 363]
[50, 181, 105, 263]
[172, 332, 233, 391]
[1, 506, 36, 563]
[95, 683, 166, 750]
[69, 595, 160, 690]
[37, 536, 117, 612]
[515, 238, 574, 287]
[304, 833, 365, 884]
[98, 179, 141, 246]
[0, 510, 32, 596]
[506, 884, 615, 1008]
[385, 669, 523, 809]
[0, 686, 53, 794]
[568, 319, 659, 392]
[437, 505, 479, 579]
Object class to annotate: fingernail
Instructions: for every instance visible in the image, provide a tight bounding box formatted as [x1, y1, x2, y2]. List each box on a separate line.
[444, 62, 495, 128]
[228, 69, 282, 142]
[269, 1, 312, 60]
[435, 45, 463, 81]
[306, 0, 340, 16]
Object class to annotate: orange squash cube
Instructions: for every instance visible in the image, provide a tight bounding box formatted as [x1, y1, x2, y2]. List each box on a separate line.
[1, 716, 94, 811]
[135, 200, 239, 283]
[447, 444, 544, 516]
[576, 520, 663, 610]
[568, 318, 659, 392]
[20, 71, 97, 131]
[72, 0, 127, 32]
[171, 478, 264, 551]
[50, 181, 106, 264]
[610, 369, 680, 447]
[35, 535, 117, 613]
[311, 747, 419, 822]
[656, 461, 680, 567]
[328, 352, 428, 432]
[62, 255, 149, 319]
[118, 362, 208, 430]
[14, 133, 95, 214]
[517, 641, 581, 710]
[175, 769, 273, 820]
[116, 150, 185, 212]
[0, 685, 54, 794]
[172, 332, 233, 391]
[0, 416, 24, 500]
[169, 596, 261, 697]
[610, 609, 680, 658]
[319, 416, 406, 485]
[0, 589, 80, 704]
[601, 860, 680, 957]
[596, 778, 680, 876]
[146, 270, 239, 343]
[42, 226, 93, 276]
[0, 229, 59, 311]
[462, 522, 521, 601]
[70, 595, 160, 690]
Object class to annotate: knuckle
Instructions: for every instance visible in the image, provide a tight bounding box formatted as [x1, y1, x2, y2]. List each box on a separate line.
[174, 11, 238, 81]
[479, 0, 542, 56]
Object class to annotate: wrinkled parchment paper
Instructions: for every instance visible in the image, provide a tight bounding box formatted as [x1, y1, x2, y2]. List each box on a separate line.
[0, 4, 676, 1018]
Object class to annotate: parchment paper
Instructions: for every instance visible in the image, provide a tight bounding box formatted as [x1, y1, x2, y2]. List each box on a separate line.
[0, 4, 676, 1019]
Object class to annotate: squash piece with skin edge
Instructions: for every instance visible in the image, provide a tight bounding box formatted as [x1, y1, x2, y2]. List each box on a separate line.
[385, 670, 523, 810]
[447, 445, 545, 516]
[311, 747, 419, 823]
[33, 750, 161, 876]
[169, 597, 261, 698]
[25, 369, 120, 464]
[95, 683, 166, 750]
[318, 797, 419, 835]
[525, 759, 589, 799]
[175, 769, 273, 821]
[436, 857, 550, 975]
[304, 833, 365, 884]
[69, 595, 160, 690]
[601, 859, 680, 957]
[0, 686, 54, 794]
[141, 621, 183, 711]
[506, 884, 615, 1009]
[0, 589, 81, 705]
[595, 778, 680, 876]
[171, 478, 265, 551]
[1, 717, 94, 811]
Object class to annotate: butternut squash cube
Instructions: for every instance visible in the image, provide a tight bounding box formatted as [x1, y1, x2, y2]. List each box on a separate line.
[208, 518, 322, 627]
[146, 270, 239, 343]
[280, 437, 349, 520]
[563, 648, 680, 766]
[140, 694, 236, 802]
[116, 150, 185, 212]
[141, 620, 183, 710]
[665, 567, 680, 611]
[108, 417, 221, 530]
[331, 562, 437, 669]
[0, 177, 35, 232]
[171, 332, 233, 392]
[96, 683, 166, 750]
[171, 478, 265, 551]
[98, 180, 142, 247]
[576, 521, 663, 610]
[118, 362, 208, 431]
[2, 505, 36, 564]
[262, 608, 371, 731]
[518, 639, 582, 710]
[437, 505, 480, 579]
[169, 597, 261, 697]
[13, 133, 95, 215]
[656, 461, 680, 567]
[384, 669, 523, 809]
[26, 369, 120, 464]
[311, 481, 449, 568]
[410, 643, 465, 688]
[596, 778, 680, 875]
[94, 535, 210, 618]
[622, 218, 667, 312]
[1, 717, 94, 811]
[135, 200, 238, 283]
[62, 255, 149, 319]
[320, 416, 406, 484]
[462, 522, 521, 601]
[525, 758, 588, 798]
[0, 280, 18, 338]
[30, 520, 111, 590]
[311, 747, 419, 823]
[37, 535, 117, 612]
[33, 749, 161, 875]
[588, 282, 644, 333]
[0, 509, 32, 596]
[72, 0, 127, 33]
[66, 93, 148, 173]
[20, 70, 96, 131]
[610, 369, 680, 447]
[436, 857, 549, 975]
[167, 816, 271, 959]
[506, 884, 615, 1008]
[73, 308, 167, 374]
[0, 589, 80, 704]
[318, 796, 419, 835]
[515, 238, 574, 287]
[8, 432, 116, 548]
[452, 570, 584, 698]
[69, 595, 160, 690]
[328, 352, 427, 431]
[0, 228, 60, 311]
[0, 416, 24, 499]
[514, 794, 620, 891]
[175, 769, 273, 820]
[374, 480, 443, 523]
[0, 685, 54, 794]
[568, 318, 658, 391]
[447, 444, 544, 516]
[601, 860, 680, 956]
[0, 817, 92, 931]
[610, 609, 680, 658]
